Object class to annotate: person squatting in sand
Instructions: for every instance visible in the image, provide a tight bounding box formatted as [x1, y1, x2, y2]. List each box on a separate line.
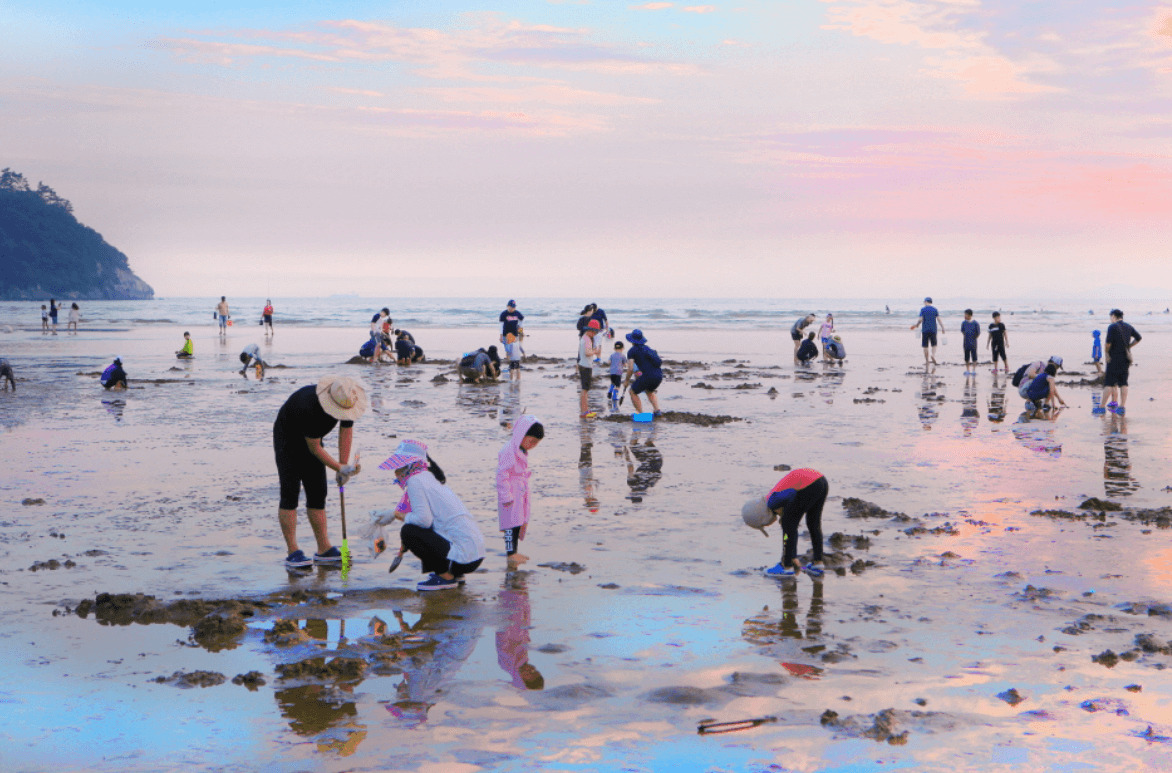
[101, 357, 127, 390]
[380, 440, 486, 591]
[0, 358, 15, 390]
[274, 376, 365, 569]
[742, 468, 829, 578]
[623, 329, 663, 416]
[176, 332, 193, 359]
[796, 331, 818, 365]
[497, 416, 544, 568]
[1023, 362, 1067, 412]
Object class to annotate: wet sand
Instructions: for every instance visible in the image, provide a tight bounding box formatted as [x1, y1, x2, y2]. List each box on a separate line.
[2, 324, 1172, 771]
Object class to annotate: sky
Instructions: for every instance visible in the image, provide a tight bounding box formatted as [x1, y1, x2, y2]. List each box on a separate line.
[3, 0, 1172, 298]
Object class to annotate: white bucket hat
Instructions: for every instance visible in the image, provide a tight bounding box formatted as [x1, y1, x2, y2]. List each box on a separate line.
[742, 496, 776, 536]
[316, 375, 368, 421]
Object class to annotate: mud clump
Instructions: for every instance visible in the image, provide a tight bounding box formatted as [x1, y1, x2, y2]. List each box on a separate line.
[1016, 585, 1060, 602]
[232, 671, 267, 690]
[1080, 497, 1122, 512]
[22, 498, 46, 506]
[153, 670, 226, 688]
[29, 559, 76, 571]
[430, 373, 450, 384]
[822, 708, 948, 745]
[75, 593, 266, 652]
[1092, 650, 1120, 668]
[1030, 509, 1086, 520]
[344, 356, 368, 365]
[193, 613, 248, 652]
[265, 619, 312, 646]
[1135, 633, 1172, 654]
[276, 657, 368, 682]
[842, 498, 907, 520]
[538, 561, 586, 574]
[997, 688, 1025, 706]
[599, 411, 743, 426]
[774, 464, 792, 472]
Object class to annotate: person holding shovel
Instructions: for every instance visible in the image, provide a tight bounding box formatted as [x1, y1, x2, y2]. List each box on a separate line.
[742, 468, 829, 578]
[273, 376, 366, 569]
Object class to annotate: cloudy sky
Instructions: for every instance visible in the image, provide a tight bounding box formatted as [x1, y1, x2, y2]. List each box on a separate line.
[3, 0, 1172, 297]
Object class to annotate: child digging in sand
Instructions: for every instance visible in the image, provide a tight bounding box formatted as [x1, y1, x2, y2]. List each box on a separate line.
[497, 416, 544, 568]
[742, 468, 829, 578]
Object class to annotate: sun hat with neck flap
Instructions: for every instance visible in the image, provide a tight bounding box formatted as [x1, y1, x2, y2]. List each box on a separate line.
[379, 439, 428, 472]
[741, 496, 776, 536]
[316, 376, 369, 421]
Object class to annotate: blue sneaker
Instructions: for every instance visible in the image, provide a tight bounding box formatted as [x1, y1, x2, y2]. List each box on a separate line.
[1023, 400, 1035, 411]
[804, 562, 826, 577]
[417, 573, 459, 591]
[285, 550, 313, 569]
[1092, 406, 1106, 415]
[764, 563, 797, 578]
[314, 546, 343, 564]
[1116, 406, 1125, 416]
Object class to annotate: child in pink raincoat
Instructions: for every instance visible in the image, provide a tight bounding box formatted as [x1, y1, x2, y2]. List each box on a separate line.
[496, 415, 544, 567]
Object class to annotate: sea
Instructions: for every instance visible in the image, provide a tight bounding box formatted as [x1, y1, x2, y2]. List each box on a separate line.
[3, 296, 1170, 333]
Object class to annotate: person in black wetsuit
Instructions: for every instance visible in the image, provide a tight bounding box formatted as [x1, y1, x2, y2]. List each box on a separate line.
[274, 376, 367, 569]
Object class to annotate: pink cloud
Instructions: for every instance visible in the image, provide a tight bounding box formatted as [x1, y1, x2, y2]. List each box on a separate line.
[329, 87, 386, 97]
[682, 6, 717, 13]
[413, 84, 660, 106]
[151, 38, 342, 65]
[631, 3, 673, 9]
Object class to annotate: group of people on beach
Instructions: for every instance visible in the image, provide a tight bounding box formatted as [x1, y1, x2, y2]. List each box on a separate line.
[39, 299, 80, 335]
[212, 297, 275, 337]
[790, 313, 844, 365]
[358, 308, 425, 365]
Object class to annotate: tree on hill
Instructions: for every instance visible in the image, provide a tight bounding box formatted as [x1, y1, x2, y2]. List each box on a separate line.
[0, 168, 152, 300]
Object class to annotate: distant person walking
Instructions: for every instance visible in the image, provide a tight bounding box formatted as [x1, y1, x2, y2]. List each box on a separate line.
[910, 297, 943, 365]
[41, 305, 48, 334]
[49, 299, 58, 335]
[500, 300, 524, 345]
[67, 302, 80, 334]
[987, 312, 1008, 373]
[216, 296, 230, 335]
[1102, 309, 1142, 415]
[790, 314, 816, 364]
[263, 300, 274, 336]
[624, 329, 663, 416]
[960, 309, 980, 375]
[273, 376, 366, 568]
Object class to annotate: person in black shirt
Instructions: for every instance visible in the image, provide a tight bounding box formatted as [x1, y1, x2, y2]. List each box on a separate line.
[1103, 309, 1141, 415]
[987, 312, 1009, 373]
[274, 376, 367, 568]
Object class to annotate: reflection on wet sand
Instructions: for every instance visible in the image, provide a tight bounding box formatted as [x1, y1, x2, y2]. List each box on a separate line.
[625, 426, 663, 504]
[101, 398, 125, 422]
[496, 572, 544, 690]
[276, 684, 365, 754]
[579, 420, 599, 511]
[818, 362, 845, 403]
[987, 374, 1006, 425]
[917, 366, 941, 430]
[1012, 408, 1063, 458]
[1104, 413, 1138, 498]
[742, 580, 826, 679]
[497, 379, 522, 428]
[960, 373, 979, 437]
[456, 380, 500, 419]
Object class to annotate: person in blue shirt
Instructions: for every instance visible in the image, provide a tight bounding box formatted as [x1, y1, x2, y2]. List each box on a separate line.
[499, 300, 524, 343]
[960, 309, 980, 375]
[909, 297, 944, 365]
[1092, 329, 1103, 375]
[623, 329, 662, 415]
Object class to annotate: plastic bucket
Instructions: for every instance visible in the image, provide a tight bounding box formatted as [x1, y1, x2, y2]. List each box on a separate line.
[633, 413, 654, 423]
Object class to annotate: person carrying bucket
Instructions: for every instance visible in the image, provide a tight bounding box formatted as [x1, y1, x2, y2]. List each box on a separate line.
[273, 376, 366, 569]
[742, 468, 829, 578]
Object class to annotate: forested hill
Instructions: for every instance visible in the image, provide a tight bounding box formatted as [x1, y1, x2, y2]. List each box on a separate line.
[0, 168, 154, 300]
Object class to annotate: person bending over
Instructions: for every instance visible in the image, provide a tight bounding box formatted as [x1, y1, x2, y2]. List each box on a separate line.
[742, 468, 829, 578]
[240, 343, 269, 377]
[101, 357, 128, 390]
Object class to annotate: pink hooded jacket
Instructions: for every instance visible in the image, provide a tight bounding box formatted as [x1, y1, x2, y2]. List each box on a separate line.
[496, 415, 537, 530]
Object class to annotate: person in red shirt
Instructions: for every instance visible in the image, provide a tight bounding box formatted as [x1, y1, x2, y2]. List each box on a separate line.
[741, 468, 828, 578]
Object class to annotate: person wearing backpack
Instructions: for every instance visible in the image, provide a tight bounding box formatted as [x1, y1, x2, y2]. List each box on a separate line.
[623, 329, 663, 416]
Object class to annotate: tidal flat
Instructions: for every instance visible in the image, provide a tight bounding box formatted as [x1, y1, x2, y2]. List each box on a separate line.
[1, 324, 1171, 772]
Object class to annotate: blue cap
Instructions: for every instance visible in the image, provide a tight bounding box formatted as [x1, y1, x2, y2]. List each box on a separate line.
[507, 299, 516, 307]
[924, 297, 932, 303]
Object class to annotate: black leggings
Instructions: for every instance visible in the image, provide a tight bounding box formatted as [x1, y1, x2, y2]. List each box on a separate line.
[504, 526, 522, 555]
[781, 476, 828, 568]
[401, 523, 483, 577]
[274, 431, 327, 510]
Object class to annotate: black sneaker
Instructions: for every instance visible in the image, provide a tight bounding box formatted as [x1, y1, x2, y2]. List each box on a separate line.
[314, 546, 343, 564]
[285, 550, 313, 569]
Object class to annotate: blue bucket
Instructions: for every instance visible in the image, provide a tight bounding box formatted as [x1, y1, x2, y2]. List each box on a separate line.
[633, 413, 654, 423]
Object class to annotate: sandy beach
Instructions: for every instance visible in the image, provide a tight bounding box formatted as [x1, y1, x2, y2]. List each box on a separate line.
[2, 318, 1171, 772]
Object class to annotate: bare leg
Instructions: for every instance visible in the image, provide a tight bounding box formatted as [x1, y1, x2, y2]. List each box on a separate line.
[647, 391, 661, 412]
[279, 507, 300, 553]
[922, 346, 930, 364]
[580, 387, 589, 415]
[630, 392, 644, 413]
[1119, 386, 1128, 409]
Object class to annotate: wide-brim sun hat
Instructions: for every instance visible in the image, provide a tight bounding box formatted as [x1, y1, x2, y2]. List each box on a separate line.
[316, 375, 369, 421]
[625, 329, 647, 345]
[380, 439, 428, 471]
[742, 497, 776, 535]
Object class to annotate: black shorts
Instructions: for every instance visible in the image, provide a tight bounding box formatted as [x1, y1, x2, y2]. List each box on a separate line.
[791, 330, 802, 342]
[922, 331, 937, 348]
[964, 345, 977, 363]
[274, 430, 327, 510]
[609, 374, 622, 388]
[578, 366, 593, 390]
[264, 315, 272, 324]
[991, 341, 1006, 360]
[632, 373, 662, 395]
[1104, 365, 1129, 388]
